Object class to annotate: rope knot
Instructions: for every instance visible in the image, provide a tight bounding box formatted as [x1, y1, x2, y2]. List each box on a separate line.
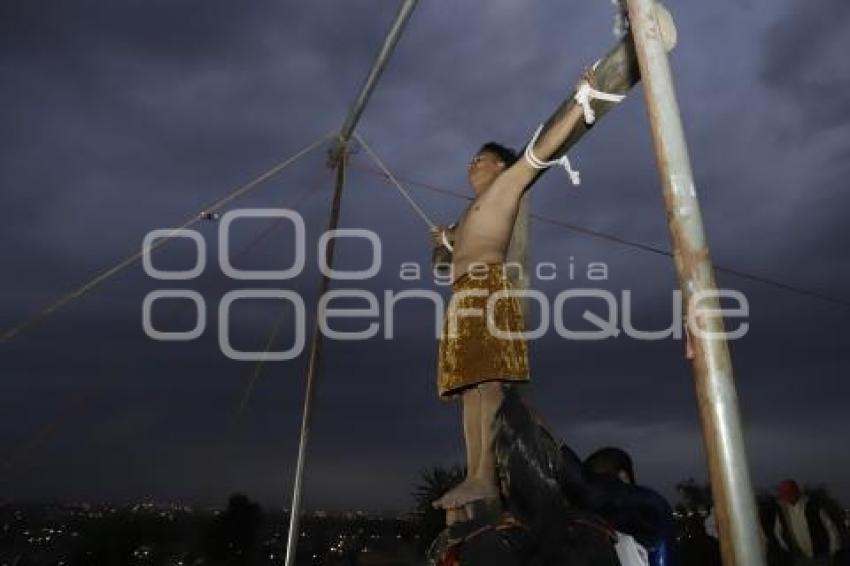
[573, 78, 626, 125]
[523, 125, 581, 186]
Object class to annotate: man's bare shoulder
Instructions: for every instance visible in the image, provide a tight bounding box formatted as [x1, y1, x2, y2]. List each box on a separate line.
[480, 164, 536, 203]
[469, 167, 534, 213]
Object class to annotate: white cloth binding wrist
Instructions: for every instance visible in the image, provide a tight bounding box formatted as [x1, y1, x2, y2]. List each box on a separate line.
[441, 230, 454, 252]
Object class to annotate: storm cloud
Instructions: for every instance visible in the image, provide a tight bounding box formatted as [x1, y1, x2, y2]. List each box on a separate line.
[1, 0, 848, 512]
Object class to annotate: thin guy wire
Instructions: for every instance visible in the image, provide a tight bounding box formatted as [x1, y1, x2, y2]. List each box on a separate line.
[1, 132, 335, 343]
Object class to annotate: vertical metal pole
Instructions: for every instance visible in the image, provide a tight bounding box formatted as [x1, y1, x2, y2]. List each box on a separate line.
[284, 157, 347, 566]
[284, 2, 419, 564]
[624, 1, 765, 565]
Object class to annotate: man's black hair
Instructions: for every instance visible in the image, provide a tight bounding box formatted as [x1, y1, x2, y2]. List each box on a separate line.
[584, 447, 636, 485]
[478, 142, 518, 167]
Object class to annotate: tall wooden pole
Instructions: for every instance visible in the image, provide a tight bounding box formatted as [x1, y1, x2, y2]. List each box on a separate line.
[506, 195, 530, 312]
[283, 2, 419, 565]
[624, 1, 764, 564]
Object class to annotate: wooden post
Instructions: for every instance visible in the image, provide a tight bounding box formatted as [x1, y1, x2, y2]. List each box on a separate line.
[506, 194, 531, 314]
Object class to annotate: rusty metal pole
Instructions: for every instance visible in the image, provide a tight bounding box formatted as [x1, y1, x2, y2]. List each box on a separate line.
[284, 2, 419, 565]
[624, 1, 765, 565]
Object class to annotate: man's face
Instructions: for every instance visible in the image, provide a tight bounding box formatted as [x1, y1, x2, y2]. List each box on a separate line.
[467, 150, 505, 193]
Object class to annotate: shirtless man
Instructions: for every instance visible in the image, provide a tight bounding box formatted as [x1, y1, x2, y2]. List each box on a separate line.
[430, 93, 588, 510]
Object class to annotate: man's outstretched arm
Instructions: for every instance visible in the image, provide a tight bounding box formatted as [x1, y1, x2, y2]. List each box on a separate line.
[491, 87, 587, 195]
[498, 4, 678, 196]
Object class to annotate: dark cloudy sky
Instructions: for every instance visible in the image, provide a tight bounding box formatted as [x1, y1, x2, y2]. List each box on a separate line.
[1, 0, 849, 513]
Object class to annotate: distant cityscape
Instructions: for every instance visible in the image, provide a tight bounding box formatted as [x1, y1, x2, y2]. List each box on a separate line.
[0, 497, 419, 565]
[2, 491, 847, 565]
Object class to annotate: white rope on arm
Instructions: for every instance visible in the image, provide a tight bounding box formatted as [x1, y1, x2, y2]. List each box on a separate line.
[524, 124, 582, 186]
[574, 77, 626, 125]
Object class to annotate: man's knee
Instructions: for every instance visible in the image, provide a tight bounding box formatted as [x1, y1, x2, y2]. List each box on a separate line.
[479, 381, 505, 402]
[461, 386, 482, 404]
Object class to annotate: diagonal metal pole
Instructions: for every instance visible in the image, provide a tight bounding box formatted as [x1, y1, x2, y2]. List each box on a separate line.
[624, 1, 765, 565]
[338, 0, 420, 143]
[284, 2, 419, 565]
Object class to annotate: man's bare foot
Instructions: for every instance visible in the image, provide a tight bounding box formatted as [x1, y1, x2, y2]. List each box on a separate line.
[432, 477, 499, 510]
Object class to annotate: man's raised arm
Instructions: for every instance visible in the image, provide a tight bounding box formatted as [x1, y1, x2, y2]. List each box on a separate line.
[500, 3, 677, 190]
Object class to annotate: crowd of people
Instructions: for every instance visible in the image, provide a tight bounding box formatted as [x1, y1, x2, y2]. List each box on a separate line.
[677, 478, 847, 566]
[429, 424, 848, 566]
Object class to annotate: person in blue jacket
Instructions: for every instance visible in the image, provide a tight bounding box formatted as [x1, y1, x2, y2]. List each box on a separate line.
[578, 447, 676, 566]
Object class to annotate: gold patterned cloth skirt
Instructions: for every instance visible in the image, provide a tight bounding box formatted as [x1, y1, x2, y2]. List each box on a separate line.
[437, 264, 530, 399]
